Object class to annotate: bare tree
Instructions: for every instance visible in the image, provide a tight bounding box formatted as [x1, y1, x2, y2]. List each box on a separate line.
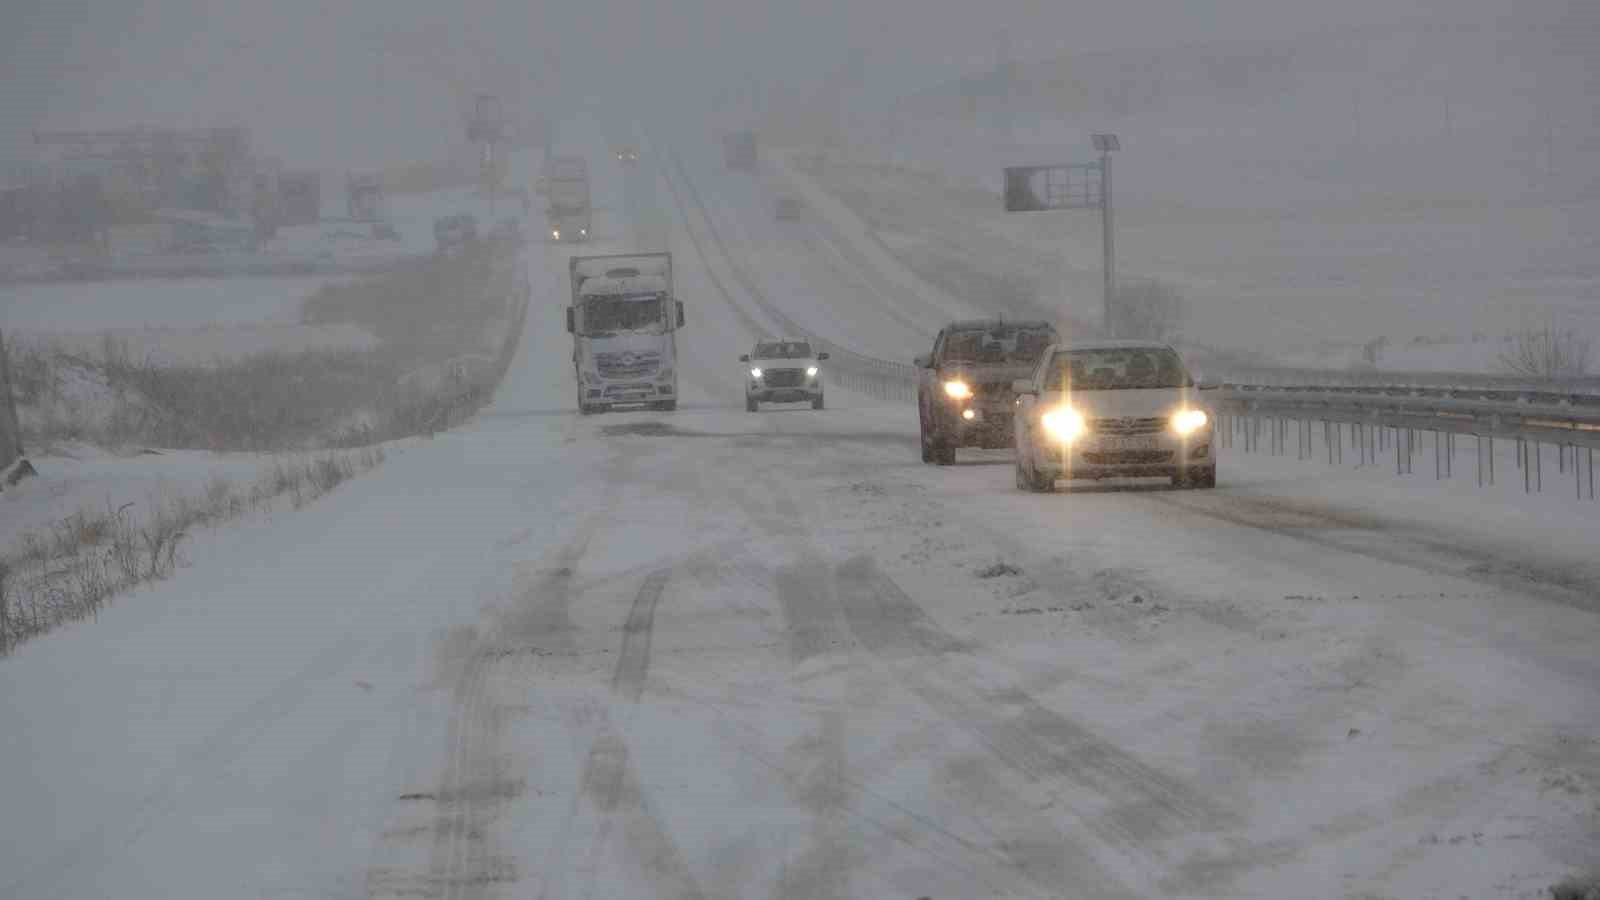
[1498, 326, 1592, 378]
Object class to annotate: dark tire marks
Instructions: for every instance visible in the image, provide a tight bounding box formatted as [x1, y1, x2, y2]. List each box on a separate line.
[612, 569, 671, 702]
[834, 555, 1237, 870]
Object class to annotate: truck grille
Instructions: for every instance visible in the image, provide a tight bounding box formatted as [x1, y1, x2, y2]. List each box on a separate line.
[596, 354, 660, 378]
[763, 368, 805, 388]
[1083, 450, 1174, 465]
[1091, 416, 1166, 435]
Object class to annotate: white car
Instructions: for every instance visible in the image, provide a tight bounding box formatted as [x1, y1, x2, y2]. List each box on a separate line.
[1012, 340, 1217, 491]
[741, 339, 829, 411]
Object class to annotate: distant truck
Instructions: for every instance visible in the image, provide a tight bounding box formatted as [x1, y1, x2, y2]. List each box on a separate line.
[542, 156, 590, 242]
[724, 131, 757, 172]
[566, 252, 686, 413]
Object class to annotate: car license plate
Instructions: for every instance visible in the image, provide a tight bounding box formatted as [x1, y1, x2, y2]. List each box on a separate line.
[1097, 435, 1157, 451]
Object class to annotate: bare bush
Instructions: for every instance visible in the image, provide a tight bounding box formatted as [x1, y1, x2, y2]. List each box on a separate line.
[1499, 326, 1593, 378]
[0, 447, 385, 654]
[1110, 279, 1185, 342]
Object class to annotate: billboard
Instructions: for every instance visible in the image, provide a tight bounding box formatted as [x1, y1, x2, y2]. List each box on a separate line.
[1003, 163, 1102, 212]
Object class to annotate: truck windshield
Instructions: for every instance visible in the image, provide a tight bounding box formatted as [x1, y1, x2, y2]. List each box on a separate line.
[581, 293, 665, 336]
[1044, 347, 1189, 390]
[942, 327, 1055, 364]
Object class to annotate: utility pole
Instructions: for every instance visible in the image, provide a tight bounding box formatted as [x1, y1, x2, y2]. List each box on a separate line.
[1093, 134, 1120, 336]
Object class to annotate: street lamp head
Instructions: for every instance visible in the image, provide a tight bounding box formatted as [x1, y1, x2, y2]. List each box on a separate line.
[1092, 133, 1120, 152]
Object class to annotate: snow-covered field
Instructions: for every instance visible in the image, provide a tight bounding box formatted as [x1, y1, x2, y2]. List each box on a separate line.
[0, 125, 1595, 900]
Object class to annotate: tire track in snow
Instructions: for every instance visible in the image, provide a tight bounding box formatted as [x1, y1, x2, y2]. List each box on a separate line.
[833, 554, 1237, 878]
[559, 566, 711, 900]
[611, 568, 671, 703]
[769, 506, 1133, 898]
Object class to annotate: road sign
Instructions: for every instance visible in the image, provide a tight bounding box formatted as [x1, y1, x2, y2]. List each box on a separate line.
[1003, 163, 1102, 212]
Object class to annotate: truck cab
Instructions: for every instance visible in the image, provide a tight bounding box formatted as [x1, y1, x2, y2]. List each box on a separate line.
[567, 254, 685, 413]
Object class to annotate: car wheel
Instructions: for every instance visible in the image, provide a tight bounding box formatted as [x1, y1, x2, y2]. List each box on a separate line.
[1193, 467, 1217, 489]
[812, 394, 825, 410]
[931, 433, 956, 466]
[918, 406, 935, 463]
[746, 396, 758, 412]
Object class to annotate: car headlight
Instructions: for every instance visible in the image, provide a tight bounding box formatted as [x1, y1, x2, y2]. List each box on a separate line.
[806, 366, 818, 377]
[750, 367, 763, 378]
[1172, 408, 1209, 435]
[943, 380, 972, 399]
[1040, 408, 1087, 442]
[579, 228, 587, 236]
[551, 229, 560, 239]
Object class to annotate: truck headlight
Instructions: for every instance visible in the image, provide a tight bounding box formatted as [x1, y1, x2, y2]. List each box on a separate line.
[943, 380, 972, 399]
[1041, 408, 1086, 442]
[805, 366, 818, 377]
[750, 367, 763, 378]
[1171, 409, 1209, 435]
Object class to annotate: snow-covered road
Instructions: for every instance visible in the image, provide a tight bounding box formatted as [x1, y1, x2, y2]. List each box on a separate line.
[2, 127, 1596, 900]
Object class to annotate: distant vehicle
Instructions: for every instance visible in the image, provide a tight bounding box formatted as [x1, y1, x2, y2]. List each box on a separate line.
[741, 339, 829, 411]
[542, 156, 590, 242]
[1012, 340, 1216, 492]
[614, 147, 640, 164]
[774, 194, 802, 221]
[915, 319, 1060, 464]
[433, 214, 477, 254]
[567, 252, 685, 413]
[724, 130, 757, 172]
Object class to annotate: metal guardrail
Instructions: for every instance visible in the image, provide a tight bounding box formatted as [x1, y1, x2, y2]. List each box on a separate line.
[1211, 384, 1599, 499]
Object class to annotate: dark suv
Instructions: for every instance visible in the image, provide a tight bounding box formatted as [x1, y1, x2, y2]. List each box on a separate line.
[915, 319, 1060, 465]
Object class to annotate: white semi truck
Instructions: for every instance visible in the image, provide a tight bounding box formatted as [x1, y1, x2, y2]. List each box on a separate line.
[566, 252, 685, 413]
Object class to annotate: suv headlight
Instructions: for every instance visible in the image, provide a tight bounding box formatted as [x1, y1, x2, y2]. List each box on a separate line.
[943, 380, 972, 399]
[1172, 409, 1209, 435]
[806, 366, 819, 378]
[1041, 408, 1086, 442]
[750, 367, 763, 378]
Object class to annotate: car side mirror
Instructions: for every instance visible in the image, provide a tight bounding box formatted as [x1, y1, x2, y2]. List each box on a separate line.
[913, 354, 931, 369]
[676, 300, 685, 328]
[565, 307, 575, 334]
[739, 354, 750, 362]
[816, 352, 830, 361]
[1011, 379, 1037, 396]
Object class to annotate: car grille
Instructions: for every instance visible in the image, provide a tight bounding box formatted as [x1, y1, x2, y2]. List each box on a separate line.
[1083, 449, 1174, 465]
[1091, 416, 1166, 435]
[763, 368, 806, 388]
[596, 355, 660, 378]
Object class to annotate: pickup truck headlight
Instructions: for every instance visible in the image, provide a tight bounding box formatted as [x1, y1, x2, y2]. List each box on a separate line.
[1171, 409, 1209, 435]
[806, 366, 819, 377]
[750, 367, 763, 378]
[943, 380, 972, 399]
[1040, 408, 1086, 442]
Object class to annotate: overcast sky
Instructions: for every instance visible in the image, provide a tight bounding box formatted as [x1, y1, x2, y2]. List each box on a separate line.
[0, 0, 1547, 169]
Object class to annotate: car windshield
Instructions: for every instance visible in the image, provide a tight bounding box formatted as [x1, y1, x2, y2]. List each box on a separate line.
[1044, 347, 1189, 389]
[942, 326, 1055, 364]
[754, 341, 812, 359]
[581, 293, 664, 335]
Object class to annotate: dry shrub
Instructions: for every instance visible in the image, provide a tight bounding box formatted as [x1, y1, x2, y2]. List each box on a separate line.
[1499, 325, 1593, 378]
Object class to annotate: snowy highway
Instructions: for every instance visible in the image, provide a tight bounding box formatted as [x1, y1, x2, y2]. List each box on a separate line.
[3, 133, 1598, 900]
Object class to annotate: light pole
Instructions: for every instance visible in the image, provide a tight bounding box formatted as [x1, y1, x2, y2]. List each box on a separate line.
[1092, 133, 1119, 336]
